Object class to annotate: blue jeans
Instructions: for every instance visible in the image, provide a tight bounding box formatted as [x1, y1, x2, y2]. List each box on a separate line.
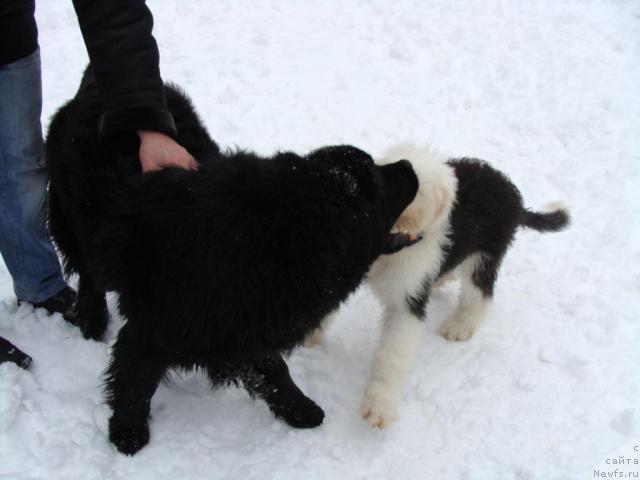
[0, 49, 66, 303]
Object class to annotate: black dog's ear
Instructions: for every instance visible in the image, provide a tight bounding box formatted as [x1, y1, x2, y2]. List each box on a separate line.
[381, 232, 423, 255]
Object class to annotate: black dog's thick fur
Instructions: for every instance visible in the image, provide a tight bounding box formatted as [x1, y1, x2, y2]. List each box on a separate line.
[45, 71, 418, 455]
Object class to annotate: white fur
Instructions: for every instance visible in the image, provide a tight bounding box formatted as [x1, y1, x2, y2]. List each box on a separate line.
[358, 144, 458, 427]
[543, 201, 570, 216]
[360, 305, 424, 428]
[437, 254, 491, 341]
[367, 144, 457, 304]
[432, 269, 458, 289]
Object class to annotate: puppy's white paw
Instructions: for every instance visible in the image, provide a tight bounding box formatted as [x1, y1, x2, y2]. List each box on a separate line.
[359, 391, 398, 429]
[438, 317, 475, 341]
[303, 328, 324, 348]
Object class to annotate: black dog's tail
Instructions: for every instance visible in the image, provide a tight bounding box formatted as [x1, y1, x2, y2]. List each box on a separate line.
[521, 202, 570, 232]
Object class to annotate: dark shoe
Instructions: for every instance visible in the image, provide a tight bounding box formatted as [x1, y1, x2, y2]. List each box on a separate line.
[19, 286, 77, 316]
[0, 336, 33, 370]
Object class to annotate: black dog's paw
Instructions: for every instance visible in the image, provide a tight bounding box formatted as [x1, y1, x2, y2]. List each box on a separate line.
[79, 318, 108, 342]
[271, 395, 325, 429]
[64, 309, 108, 341]
[109, 418, 150, 455]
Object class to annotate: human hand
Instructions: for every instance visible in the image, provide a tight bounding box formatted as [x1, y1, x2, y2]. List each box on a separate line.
[137, 130, 199, 173]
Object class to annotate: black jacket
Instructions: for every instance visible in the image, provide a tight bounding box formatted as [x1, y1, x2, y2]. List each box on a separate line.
[0, 0, 176, 139]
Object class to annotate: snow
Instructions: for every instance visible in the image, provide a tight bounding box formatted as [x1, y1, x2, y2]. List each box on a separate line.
[1, 0, 639, 479]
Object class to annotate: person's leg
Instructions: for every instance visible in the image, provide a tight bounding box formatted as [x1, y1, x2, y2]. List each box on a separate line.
[0, 49, 67, 304]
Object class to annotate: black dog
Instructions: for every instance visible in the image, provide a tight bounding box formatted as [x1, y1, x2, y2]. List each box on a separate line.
[45, 71, 418, 455]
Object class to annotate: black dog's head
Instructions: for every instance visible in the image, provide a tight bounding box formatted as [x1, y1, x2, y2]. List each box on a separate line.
[305, 145, 419, 254]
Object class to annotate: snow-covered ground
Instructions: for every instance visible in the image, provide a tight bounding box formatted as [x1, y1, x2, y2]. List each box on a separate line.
[1, 1, 639, 478]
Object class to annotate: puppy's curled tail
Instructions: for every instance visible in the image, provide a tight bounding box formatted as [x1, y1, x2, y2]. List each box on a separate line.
[521, 201, 570, 232]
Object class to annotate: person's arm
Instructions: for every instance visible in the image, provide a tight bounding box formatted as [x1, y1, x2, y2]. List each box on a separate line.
[71, 0, 196, 172]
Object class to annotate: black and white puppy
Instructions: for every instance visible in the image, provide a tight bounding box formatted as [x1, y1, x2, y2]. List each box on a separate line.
[45, 73, 419, 454]
[308, 143, 569, 428]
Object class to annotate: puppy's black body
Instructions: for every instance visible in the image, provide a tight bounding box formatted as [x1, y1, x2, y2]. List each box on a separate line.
[408, 158, 569, 316]
[440, 158, 569, 288]
[46, 71, 418, 455]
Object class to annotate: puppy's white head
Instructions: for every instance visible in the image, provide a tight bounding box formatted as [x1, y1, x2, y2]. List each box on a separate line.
[378, 143, 457, 237]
